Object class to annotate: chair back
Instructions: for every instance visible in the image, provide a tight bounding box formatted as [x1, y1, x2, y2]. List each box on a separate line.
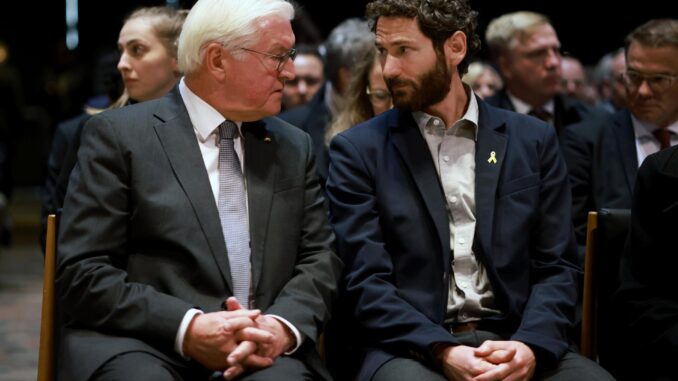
[37, 214, 57, 381]
[580, 209, 630, 374]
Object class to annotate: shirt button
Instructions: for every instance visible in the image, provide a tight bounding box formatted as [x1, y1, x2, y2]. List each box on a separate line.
[458, 237, 466, 245]
[449, 196, 457, 204]
[443, 155, 450, 162]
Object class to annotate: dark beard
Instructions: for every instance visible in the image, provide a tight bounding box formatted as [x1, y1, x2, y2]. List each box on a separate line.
[386, 52, 452, 111]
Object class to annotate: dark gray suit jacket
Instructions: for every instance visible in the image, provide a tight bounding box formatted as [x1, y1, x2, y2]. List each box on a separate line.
[561, 110, 637, 251]
[56, 89, 342, 381]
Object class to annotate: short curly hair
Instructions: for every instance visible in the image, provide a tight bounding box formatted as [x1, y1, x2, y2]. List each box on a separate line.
[365, 0, 480, 76]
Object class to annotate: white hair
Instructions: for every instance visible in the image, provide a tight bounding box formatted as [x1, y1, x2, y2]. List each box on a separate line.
[178, 0, 294, 74]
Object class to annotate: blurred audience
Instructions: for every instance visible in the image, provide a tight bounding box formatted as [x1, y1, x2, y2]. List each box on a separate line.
[485, 11, 597, 134]
[326, 46, 391, 144]
[562, 18, 678, 251]
[0, 40, 26, 246]
[462, 61, 503, 99]
[594, 48, 628, 113]
[279, 17, 373, 184]
[561, 55, 598, 105]
[41, 6, 187, 248]
[282, 43, 324, 111]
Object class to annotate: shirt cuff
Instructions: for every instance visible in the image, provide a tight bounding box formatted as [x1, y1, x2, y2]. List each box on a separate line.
[175, 308, 203, 359]
[267, 314, 305, 355]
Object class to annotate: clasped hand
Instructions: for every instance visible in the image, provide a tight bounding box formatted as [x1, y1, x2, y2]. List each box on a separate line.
[436, 340, 535, 381]
[183, 297, 294, 379]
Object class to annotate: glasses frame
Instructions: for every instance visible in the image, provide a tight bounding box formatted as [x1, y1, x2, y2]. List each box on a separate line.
[622, 69, 678, 93]
[240, 47, 297, 72]
[366, 87, 392, 106]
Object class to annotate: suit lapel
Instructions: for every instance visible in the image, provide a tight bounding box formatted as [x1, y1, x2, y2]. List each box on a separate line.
[390, 110, 450, 265]
[153, 90, 233, 292]
[475, 101, 507, 260]
[242, 119, 276, 295]
[613, 110, 639, 193]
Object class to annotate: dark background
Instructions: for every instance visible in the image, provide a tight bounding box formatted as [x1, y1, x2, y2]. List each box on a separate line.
[0, 0, 674, 187]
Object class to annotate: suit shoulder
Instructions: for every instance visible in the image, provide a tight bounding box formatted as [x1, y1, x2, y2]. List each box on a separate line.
[278, 103, 313, 127]
[335, 110, 392, 145]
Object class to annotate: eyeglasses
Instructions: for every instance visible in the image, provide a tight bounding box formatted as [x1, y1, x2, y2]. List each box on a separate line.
[366, 87, 392, 106]
[285, 75, 322, 87]
[241, 47, 296, 72]
[622, 70, 678, 93]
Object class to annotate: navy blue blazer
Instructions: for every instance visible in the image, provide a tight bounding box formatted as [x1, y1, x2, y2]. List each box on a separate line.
[326, 99, 579, 380]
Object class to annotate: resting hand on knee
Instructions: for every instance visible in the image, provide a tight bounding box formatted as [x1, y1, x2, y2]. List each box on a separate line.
[182, 305, 273, 371]
[434, 344, 498, 380]
[472, 340, 535, 381]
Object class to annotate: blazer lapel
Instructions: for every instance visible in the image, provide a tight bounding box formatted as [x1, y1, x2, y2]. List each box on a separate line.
[390, 110, 450, 265]
[153, 90, 233, 292]
[613, 110, 639, 193]
[242, 119, 276, 296]
[475, 100, 507, 261]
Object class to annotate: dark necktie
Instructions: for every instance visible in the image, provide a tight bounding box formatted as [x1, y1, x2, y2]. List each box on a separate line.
[528, 108, 552, 123]
[653, 128, 671, 150]
[217, 121, 250, 307]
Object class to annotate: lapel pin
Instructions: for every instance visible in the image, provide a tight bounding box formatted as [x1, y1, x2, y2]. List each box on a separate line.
[487, 151, 497, 164]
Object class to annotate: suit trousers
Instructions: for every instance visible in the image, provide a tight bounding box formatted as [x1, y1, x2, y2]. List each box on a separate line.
[91, 351, 314, 381]
[371, 331, 615, 381]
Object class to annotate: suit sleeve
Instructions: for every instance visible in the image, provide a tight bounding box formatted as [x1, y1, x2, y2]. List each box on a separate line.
[616, 153, 678, 358]
[326, 134, 456, 362]
[560, 122, 596, 260]
[264, 132, 343, 346]
[512, 127, 579, 367]
[56, 115, 193, 351]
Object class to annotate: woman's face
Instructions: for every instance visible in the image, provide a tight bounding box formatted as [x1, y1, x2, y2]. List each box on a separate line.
[117, 17, 179, 102]
[367, 59, 392, 115]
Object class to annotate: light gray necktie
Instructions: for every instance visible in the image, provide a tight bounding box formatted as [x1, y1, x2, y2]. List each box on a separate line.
[217, 120, 250, 307]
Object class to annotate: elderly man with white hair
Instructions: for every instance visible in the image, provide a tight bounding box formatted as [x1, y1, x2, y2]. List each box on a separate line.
[55, 0, 342, 380]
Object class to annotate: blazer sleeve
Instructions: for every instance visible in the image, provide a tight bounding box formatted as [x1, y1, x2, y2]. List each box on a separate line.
[511, 126, 579, 367]
[326, 133, 456, 363]
[55, 115, 193, 351]
[263, 131, 343, 345]
[616, 153, 678, 357]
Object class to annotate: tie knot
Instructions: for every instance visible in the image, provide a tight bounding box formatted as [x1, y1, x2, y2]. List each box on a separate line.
[219, 120, 238, 140]
[528, 108, 551, 122]
[653, 128, 672, 150]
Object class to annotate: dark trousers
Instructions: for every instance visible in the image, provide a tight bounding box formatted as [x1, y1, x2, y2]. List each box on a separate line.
[372, 331, 615, 381]
[91, 352, 314, 381]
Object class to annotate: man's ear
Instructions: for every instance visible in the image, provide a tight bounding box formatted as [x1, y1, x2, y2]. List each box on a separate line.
[444, 31, 467, 68]
[203, 42, 229, 81]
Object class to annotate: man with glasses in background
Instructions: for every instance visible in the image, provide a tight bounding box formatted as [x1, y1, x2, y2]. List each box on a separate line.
[55, 0, 342, 380]
[281, 43, 324, 111]
[562, 18, 678, 254]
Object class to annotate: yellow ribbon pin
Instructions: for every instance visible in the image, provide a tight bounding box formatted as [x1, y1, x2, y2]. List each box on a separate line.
[487, 151, 497, 164]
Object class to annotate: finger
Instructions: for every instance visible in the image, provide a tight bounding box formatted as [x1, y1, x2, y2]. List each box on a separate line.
[225, 297, 243, 311]
[222, 364, 244, 380]
[481, 348, 516, 364]
[220, 316, 261, 333]
[227, 341, 258, 365]
[474, 340, 502, 356]
[473, 363, 511, 381]
[216, 309, 261, 320]
[237, 326, 275, 344]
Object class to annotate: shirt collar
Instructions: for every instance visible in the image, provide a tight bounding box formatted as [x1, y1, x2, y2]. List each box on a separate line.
[413, 86, 480, 140]
[507, 91, 554, 115]
[178, 77, 243, 142]
[632, 113, 678, 139]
